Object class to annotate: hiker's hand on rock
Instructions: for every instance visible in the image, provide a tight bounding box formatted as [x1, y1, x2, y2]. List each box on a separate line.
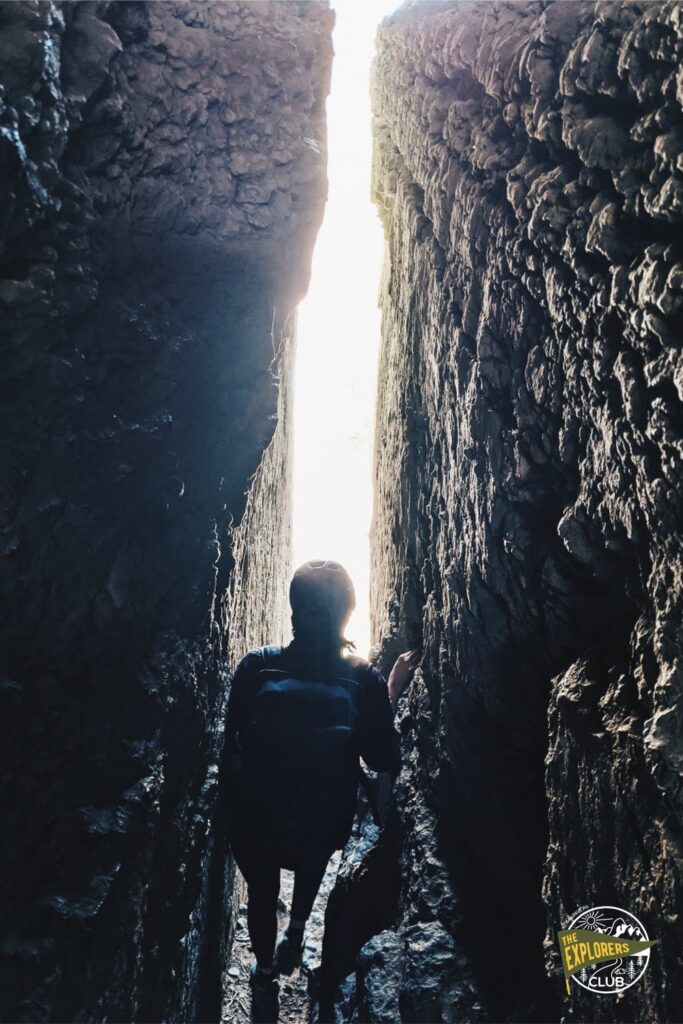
[388, 649, 420, 710]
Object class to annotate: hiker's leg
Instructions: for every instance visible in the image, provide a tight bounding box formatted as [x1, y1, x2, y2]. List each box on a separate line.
[273, 848, 332, 975]
[290, 847, 332, 926]
[230, 831, 281, 969]
[245, 861, 281, 969]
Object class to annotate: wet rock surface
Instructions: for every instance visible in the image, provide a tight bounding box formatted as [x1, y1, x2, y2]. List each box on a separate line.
[325, 2, 682, 1022]
[0, 2, 332, 1020]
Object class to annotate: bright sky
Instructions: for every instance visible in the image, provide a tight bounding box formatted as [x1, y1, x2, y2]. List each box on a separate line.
[291, 0, 398, 659]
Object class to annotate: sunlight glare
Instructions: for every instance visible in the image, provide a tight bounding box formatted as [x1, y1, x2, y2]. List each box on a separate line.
[291, 0, 398, 659]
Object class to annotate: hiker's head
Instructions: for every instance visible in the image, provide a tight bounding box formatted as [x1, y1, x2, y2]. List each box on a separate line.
[289, 560, 356, 652]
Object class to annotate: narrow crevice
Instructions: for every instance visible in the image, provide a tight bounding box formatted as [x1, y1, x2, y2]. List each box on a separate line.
[2, 3, 681, 1024]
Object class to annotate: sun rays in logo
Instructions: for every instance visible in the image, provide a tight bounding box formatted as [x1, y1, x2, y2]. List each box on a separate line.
[576, 909, 610, 933]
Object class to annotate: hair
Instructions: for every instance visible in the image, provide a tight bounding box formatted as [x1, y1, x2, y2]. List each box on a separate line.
[291, 606, 355, 656]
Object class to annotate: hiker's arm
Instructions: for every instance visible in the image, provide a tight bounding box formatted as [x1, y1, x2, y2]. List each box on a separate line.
[359, 665, 401, 773]
[223, 650, 261, 768]
[215, 652, 257, 829]
[387, 650, 420, 713]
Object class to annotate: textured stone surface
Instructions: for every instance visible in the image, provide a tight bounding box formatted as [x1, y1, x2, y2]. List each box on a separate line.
[328, 2, 682, 1021]
[0, 2, 332, 1020]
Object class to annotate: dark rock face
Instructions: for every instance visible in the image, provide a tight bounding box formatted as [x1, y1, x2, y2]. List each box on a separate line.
[338, 2, 681, 1021]
[0, 2, 332, 1020]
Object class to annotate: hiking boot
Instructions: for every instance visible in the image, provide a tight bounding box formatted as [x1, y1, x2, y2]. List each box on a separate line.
[273, 927, 306, 975]
[249, 962, 279, 1022]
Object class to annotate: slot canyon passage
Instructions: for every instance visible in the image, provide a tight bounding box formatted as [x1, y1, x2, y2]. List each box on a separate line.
[0, 1, 681, 1023]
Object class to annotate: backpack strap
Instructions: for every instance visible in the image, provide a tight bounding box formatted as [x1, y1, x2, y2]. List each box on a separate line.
[259, 644, 283, 668]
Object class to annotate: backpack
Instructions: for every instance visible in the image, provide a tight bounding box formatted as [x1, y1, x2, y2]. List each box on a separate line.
[237, 645, 365, 853]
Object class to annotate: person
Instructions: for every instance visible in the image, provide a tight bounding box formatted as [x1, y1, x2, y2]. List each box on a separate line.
[218, 559, 419, 1014]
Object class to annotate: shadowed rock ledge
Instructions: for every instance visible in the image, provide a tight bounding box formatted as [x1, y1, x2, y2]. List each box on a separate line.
[0, 2, 332, 1020]
[324, 3, 682, 1022]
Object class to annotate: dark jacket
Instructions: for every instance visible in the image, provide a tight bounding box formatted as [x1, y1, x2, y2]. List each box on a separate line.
[218, 640, 399, 860]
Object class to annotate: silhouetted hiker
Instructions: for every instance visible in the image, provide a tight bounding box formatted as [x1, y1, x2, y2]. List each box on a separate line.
[219, 559, 419, 1018]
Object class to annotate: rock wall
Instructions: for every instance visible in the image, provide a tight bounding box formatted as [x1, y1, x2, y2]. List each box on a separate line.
[351, 2, 682, 1021]
[0, 2, 332, 1021]
[213, 307, 297, 1011]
